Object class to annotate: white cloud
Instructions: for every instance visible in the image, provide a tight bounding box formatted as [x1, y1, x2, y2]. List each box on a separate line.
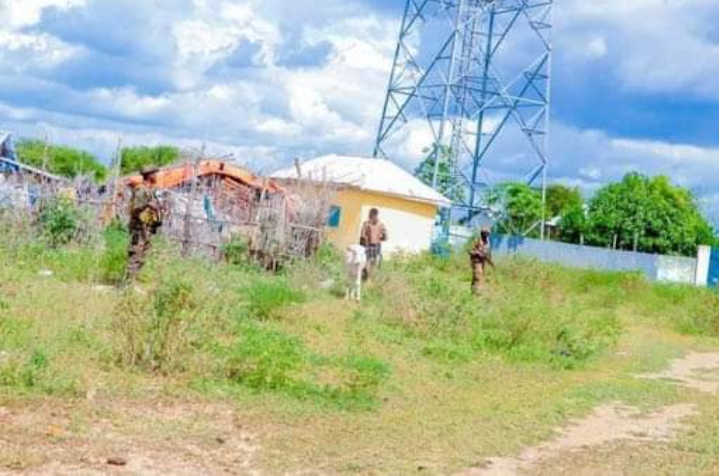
[559, 0, 719, 99]
[0, 0, 85, 29]
[1, 0, 719, 227]
[172, 1, 281, 89]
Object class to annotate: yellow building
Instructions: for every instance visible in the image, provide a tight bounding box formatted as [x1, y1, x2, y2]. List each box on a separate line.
[273, 155, 451, 257]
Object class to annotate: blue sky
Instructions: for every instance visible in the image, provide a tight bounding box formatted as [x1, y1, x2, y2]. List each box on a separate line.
[1, 0, 719, 220]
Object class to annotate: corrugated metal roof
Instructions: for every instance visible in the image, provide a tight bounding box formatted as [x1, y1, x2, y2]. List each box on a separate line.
[0, 156, 66, 182]
[125, 160, 283, 192]
[272, 154, 451, 207]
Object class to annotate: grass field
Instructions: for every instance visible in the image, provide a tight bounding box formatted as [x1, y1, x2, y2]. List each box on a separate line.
[1, 230, 719, 474]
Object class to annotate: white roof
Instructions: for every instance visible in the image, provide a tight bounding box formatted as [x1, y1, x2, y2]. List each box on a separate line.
[272, 154, 451, 207]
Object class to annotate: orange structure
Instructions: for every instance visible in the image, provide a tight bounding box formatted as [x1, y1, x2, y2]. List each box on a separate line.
[124, 160, 283, 193]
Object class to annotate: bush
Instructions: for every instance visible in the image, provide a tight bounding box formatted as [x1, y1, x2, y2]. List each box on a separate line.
[216, 322, 390, 409]
[222, 235, 251, 266]
[224, 322, 304, 390]
[99, 223, 129, 284]
[37, 198, 86, 247]
[114, 276, 198, 371]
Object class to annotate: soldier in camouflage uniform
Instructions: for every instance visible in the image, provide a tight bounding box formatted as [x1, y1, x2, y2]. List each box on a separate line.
[469, 228, 494, 295]
[125, 166, 162, 281]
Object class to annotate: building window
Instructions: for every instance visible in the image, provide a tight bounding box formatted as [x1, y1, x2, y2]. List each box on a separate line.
[327, 206, 342, 228]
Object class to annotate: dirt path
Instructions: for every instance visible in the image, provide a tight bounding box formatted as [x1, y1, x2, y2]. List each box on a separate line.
[640, 351, 719, 393]
[0, 399, 259, 475]
[468, 352, 719, 475]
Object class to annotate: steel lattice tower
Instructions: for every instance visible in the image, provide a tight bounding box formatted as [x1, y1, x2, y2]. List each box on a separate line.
[374, 0, 553, 233]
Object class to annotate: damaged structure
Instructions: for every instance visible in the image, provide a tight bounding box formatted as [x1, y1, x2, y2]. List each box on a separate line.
[121, 158, 334, 265]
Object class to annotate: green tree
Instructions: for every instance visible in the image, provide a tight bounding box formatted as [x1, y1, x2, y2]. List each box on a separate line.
[490, 182, 543, 235]
[16, 139, 107, 182]
[415, 145, 464, 203]
[545, 184, 583, 219]
[557, 204, 588, 244]
[120, 145, 180, 175]
[585, 173, 714, 256]
[544, 184, 586, 243]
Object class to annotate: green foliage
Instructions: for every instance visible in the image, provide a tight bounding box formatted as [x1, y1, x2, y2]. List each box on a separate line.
[557, 203, 588, 244]
[218, 322, 389, 409]
[99, 223, 129, 284]
[223, 322, 304, 390]
[489, 182, 543, 235]
[487, 176, 715, 255]
[36, 198, 87, 247]
[545, 184, 583, 219]
[222, 235, 251, 266]
[246, 280, 305, 320]
[584, 173, 715, 256]
[120, 145, 180, 175]
[366, 254, 623, 369]
[415, 145, 464, 203]
[3, 226, 719, 418]
[115, 275, 198, 371]
[16, 139, 107, 182]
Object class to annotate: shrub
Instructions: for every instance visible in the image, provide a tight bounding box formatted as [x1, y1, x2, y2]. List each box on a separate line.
[114, 276, 198, 371]
[215, 322, 390, 409]
[222, 234, 251, 266]
[99, 222, 129, 284]
[37, 198, 87, 247]
[223, 322, 304, 390]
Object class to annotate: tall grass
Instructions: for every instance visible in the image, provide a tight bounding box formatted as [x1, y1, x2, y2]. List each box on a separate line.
[1, 228, 718, 408]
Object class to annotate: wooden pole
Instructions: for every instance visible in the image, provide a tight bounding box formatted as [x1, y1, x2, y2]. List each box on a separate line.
[182, 145, 203, 256]
[104, 138, 123, 225]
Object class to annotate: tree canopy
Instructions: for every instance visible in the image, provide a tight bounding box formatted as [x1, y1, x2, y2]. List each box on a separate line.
[120, 145, 180, 175]
[489, 182, 543, 235]
[583, 173, 715, 256]
[486, 175, 715, 256]
[16, 139, 107, 182]
[545, 184, 583, 219]
[415, 145, 465, 203]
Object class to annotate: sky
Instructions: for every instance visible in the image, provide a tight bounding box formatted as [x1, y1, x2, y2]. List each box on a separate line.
[1, 0, 719, 221]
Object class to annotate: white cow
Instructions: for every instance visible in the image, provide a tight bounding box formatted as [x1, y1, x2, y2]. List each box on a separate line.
[345, 244, 367, 302]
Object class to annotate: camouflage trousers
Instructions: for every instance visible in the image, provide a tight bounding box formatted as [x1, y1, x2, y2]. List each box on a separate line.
[126, 225, 153, 281]
[471, 262, 485, 295]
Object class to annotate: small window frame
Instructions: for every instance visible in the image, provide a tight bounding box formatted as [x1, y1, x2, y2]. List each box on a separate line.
[327, 205, 342, 228]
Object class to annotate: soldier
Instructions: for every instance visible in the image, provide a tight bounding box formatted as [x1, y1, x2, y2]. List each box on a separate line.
[125, 166, 162, 281]
[469, 228, 494, 295]
[360, 208, 388, 274]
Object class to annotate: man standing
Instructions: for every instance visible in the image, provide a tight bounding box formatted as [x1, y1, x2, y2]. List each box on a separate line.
[126, 166, 162, 281]
[360, 208, 388, 272]
[469, 228, 494, 295]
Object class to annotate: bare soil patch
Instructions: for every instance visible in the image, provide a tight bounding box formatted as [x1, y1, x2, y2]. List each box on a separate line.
[467, 403, 697, 475]
[469, 351, 719, 475]
[639, 352, 719, 393]
[0, 398, 259, 475]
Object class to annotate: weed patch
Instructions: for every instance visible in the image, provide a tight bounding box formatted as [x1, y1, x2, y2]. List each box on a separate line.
[245, 280, 305, 320]
[216, 322, 389, 410]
